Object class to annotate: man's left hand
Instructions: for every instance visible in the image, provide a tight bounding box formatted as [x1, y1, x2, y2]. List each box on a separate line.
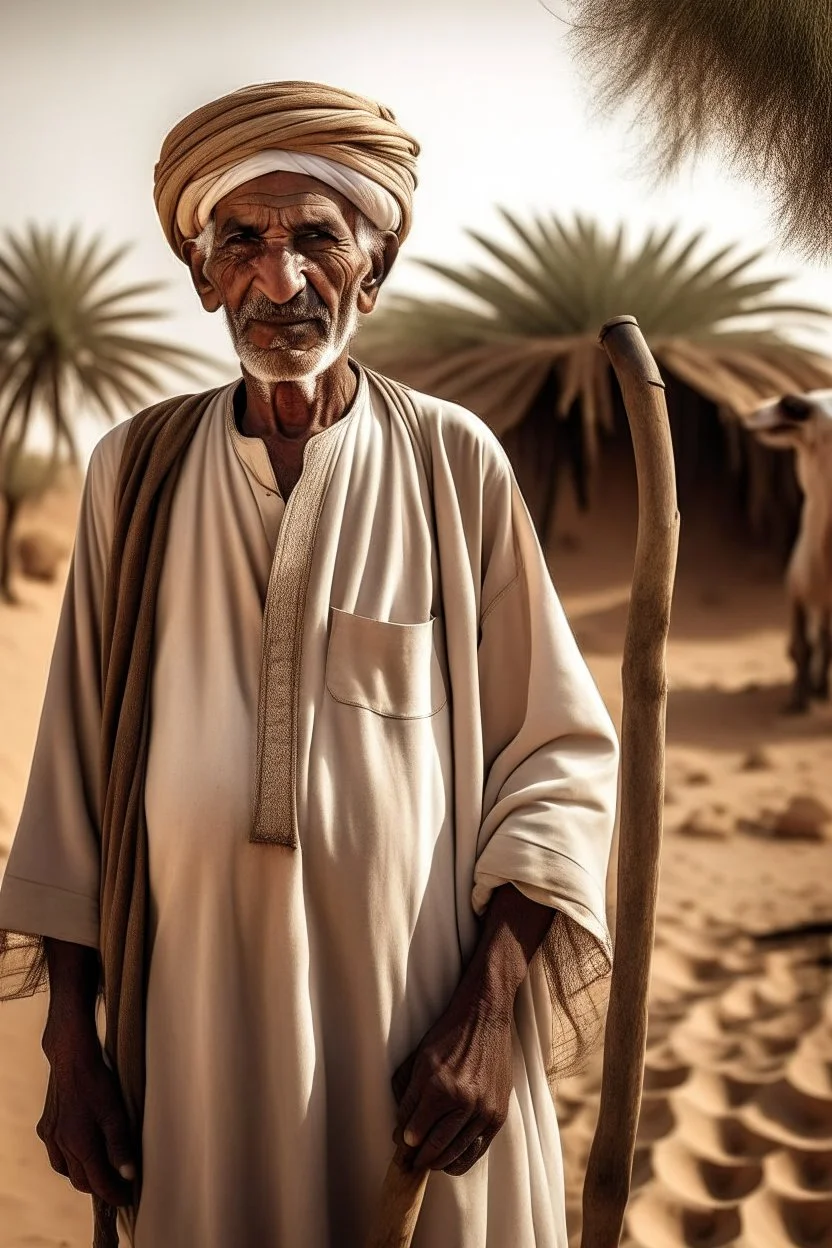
[391, 991, 513, 1176]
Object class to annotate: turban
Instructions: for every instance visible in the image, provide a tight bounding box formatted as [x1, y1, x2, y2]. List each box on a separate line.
[154, 81, 420, 259]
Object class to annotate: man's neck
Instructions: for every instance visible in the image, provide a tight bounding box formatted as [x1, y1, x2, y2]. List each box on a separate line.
[238, 354, 357, 443]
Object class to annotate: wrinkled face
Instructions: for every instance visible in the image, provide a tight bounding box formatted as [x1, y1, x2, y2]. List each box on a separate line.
[184, 171, 395, 385]
[746, 390, 832, 451]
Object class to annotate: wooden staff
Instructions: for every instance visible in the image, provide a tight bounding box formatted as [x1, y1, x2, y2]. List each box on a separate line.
[364, 1144, 429, 1248]
[581, 315, 679, 1246]
[367, 315, 679, 1248]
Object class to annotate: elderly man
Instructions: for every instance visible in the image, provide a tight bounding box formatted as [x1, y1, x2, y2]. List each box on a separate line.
[0, 82, 618, 1248]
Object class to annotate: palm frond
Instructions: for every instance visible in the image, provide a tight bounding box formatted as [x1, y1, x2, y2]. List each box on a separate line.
[359, 212, 832, 423]
[0, 225, 217, 467]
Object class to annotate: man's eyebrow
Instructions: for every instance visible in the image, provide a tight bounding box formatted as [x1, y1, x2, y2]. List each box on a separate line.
[295, 215, 345, 232]
[215, 215, 261, 240]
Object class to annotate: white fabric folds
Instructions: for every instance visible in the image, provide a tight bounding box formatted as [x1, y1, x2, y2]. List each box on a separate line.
[0, 367, 618, 1248]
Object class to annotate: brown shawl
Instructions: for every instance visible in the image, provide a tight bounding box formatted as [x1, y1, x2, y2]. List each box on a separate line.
[0, 391, 218, 1244]
[0, 389, 221, 1245]
[95, 388, 221, 1246]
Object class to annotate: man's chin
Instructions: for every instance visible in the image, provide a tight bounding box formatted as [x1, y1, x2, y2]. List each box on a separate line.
[244, 321, 320, 351]
[235, 343, 334, 385]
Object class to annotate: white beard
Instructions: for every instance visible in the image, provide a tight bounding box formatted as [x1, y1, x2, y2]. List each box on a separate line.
[225, 305, 359, 395]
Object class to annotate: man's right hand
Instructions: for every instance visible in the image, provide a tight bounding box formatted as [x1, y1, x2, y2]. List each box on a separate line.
[39, 938, 135, 1208]
[38, 1026, 136, 1208]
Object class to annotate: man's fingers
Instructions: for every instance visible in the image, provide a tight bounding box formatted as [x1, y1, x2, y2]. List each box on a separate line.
[411, 1109, 477, 1170]
[81, 1138, 134, 1208]
[428, 1117, 489, 1172]
[401, 1093, 442, 1150]
[37, 1059, 136, 1203]
[394, 1069, 425, 1142]
[63, 1150, 93, 1195]
[43, 1138, 70, 1178]
[444, 1127, 498, 1176]
[441, 1128, 501, 1173]
[99, 1108, 136, 1181]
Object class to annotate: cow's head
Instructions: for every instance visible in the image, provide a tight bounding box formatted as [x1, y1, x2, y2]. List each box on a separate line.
[746, 390, 832, 451]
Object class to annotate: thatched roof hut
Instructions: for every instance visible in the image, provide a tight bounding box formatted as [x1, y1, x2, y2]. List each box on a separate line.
[357, 214, 832, 556]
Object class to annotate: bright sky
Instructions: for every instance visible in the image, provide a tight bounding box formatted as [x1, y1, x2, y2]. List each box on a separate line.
[5, 0, 832, 460]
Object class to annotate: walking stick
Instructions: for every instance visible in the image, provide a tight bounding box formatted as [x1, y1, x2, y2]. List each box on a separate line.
[364, 1144, 429, 1248]
[367, 315, 678, 1248]
[580, 315, 679, 1246]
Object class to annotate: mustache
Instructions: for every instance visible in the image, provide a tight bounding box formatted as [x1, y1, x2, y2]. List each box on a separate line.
[233, 291, 330, 330]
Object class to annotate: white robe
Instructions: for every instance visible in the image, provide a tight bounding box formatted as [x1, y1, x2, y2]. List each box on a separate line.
[0, 366, 619, 1247]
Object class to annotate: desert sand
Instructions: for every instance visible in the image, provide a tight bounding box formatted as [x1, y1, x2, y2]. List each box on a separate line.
[1, 444, 831, 1248]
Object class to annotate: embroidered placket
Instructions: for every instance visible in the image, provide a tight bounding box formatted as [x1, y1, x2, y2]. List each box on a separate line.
[250, 417, 352, 847]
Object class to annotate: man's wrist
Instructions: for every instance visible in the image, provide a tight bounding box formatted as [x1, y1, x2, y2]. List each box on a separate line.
[42, 938, 101, 1062]
[472, 976, 520, 1027]
[462, 884, 556, 1020]
[463, 936, 528, 1020]
[42, 1009, 100, 1063]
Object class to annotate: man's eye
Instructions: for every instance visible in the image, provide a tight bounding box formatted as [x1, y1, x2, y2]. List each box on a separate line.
[226, 231, 262, 246]
[299, 229, 336, 243]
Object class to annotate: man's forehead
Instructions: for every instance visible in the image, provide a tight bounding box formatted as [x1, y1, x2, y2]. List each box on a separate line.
[214, 172, 353, 221]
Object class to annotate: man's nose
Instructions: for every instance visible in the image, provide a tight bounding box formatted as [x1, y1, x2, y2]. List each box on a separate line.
[252, 245, 306, 306]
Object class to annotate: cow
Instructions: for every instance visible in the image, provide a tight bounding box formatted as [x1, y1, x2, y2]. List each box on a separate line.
[747, 391, 832, 713]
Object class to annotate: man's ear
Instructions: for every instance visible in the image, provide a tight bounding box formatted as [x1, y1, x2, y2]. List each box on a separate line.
[357, 232, 400, 314]
[182, 239, 223, 313]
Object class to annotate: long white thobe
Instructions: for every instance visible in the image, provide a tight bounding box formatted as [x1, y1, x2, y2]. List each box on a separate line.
[0, 365, 618, 1247]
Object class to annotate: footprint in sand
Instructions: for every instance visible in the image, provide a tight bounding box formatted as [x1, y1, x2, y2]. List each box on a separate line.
[764, 1145, 832, 1198]
[741, 1188, 832, 1247]
[651, 1134, 763, 1207]
[625, 1181, 743, 1247]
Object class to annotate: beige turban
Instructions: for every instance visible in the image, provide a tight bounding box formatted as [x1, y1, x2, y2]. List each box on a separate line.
[154, 81, 420, 259]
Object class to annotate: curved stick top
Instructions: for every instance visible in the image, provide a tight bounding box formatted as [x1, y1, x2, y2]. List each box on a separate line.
[599, 316, 666, 390]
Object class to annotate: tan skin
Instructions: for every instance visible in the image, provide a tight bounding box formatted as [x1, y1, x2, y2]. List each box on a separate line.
[184, 172, 396, 497]
[38, 172, 557, 1206]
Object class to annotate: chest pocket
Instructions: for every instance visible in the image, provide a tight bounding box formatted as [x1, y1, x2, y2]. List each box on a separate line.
[325, 607, 448, 719]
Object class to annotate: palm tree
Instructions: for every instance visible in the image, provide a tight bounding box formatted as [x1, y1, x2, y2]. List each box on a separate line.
[0, 226, 209, 467]
[0, 225, 214, 602]
[0, 449, 56, 603]
[356, 212, 832, 545]
[563, 0, 832, 259]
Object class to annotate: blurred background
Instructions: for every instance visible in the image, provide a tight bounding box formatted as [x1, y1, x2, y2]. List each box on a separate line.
[2, 1, 832, 1245]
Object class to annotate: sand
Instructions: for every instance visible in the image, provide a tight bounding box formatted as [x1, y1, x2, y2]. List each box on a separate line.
[1, 450, 831, 1248]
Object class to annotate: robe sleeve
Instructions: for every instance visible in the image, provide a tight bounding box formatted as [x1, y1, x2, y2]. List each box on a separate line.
[0, 432, 119, 976]
[472, 473, 619, 1079]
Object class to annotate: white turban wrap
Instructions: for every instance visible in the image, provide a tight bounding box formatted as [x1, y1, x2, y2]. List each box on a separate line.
[177, 149, 403, 241]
